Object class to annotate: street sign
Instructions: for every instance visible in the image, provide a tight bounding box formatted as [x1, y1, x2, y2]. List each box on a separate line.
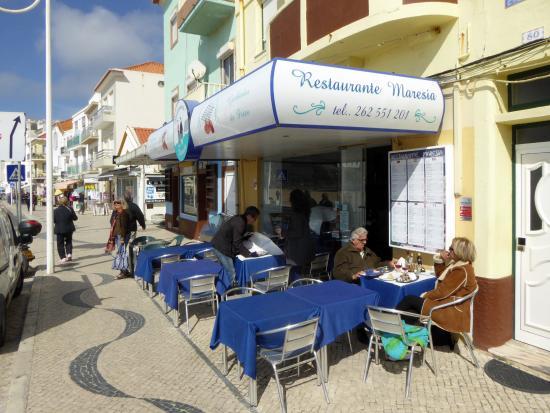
[0, 112, 26, 161]
[7, 164, 26, 182]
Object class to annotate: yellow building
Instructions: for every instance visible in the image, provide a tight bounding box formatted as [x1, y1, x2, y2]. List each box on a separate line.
[220, 0, 550, 352]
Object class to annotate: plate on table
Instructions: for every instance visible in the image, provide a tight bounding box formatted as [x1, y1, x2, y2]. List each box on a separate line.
[395, 272, 419, 284]
[361, 269, 382, 279]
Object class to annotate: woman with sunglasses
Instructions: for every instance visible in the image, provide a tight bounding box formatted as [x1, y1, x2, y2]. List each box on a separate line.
[396, 237, 478, 347]
[110, 199, 130, 279]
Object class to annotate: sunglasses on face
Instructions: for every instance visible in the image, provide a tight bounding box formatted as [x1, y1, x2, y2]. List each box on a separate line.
[113, 201, 121, 205]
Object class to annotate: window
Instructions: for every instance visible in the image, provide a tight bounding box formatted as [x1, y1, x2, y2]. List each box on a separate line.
[508, 65, 550, 111]
[180, 175, 197, 216]
[170, 12, 178, 48]
[171, 87, 179, 118]
[257, 0, 277, 53]
[222, 54, 235, 85]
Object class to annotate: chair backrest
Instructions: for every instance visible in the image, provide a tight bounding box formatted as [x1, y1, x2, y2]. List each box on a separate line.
[265, 266, 291, 290]
[222, 287, 265, 301]
[170, 235, 185, 246]
[189, 274, 217, 297]
[309, 253, 330, 275]
[195, 248, 218, 262]
[367, 306, 411, 345]
[428, 286, 480, 335]
[160, 254, 182, 266]
[282, 318, 319, 357]
[289, 278, 323, 288]
[132, 236, 157, 246]
[142, 242, 166, 251]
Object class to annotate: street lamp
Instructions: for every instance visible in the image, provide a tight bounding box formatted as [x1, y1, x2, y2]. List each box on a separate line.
[1, 0, 55, 274]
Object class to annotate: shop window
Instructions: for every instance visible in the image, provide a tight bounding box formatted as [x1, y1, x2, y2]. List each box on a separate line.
[508, 65, 550, 111]
[530, 166, 543, 231]
[170, 12, 178, 49]
[180, 175, 197, 216]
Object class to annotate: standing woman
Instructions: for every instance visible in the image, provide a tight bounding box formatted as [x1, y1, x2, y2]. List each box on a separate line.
[110, 199, 130, 279]
[281, 189, 315, 275]
[54, 196, 78, 263]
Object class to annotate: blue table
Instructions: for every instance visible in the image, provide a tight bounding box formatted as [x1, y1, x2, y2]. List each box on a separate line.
[158, 260, 230, 310]
[287, 280, 380, 349]
[234, 254, 286, 286]
[134, 243, 212, 283]
[359, 273, 436, 308]
[210, 291, 320, 380]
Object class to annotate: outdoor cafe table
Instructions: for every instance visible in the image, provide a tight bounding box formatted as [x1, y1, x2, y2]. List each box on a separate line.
[134, 243, 212, 284]
[157, 260, 231, 311]
[359, 272, 436, 308]
[234, 254, 286, 286]
[210, 280, 380, 405]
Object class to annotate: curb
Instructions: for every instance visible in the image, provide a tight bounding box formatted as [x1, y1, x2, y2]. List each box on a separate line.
[5, 274, 44, 413]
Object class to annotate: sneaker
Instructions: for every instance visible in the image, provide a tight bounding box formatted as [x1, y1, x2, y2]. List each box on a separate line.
[60, 257, 68, 264]
[67, 254, 72, 261]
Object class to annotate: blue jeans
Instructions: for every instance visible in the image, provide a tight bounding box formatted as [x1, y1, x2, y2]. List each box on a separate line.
[212, 248, 236, 285]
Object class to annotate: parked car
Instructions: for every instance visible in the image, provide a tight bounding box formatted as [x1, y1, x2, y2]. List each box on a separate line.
[0, 206, 41, 346]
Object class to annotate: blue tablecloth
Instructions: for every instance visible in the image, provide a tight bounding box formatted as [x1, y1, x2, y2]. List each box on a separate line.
[234, 254, 286, 286]
[359, 274, 436, 308]
[210, 292, 320, 379]
[134, 243, 212, 283]
[287, 280, 380, 349]
[158, 260, 230, 310]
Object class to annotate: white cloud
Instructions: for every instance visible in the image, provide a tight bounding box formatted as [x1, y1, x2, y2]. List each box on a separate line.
[53, 2, 162, 71]
[0, 71, 42, 100]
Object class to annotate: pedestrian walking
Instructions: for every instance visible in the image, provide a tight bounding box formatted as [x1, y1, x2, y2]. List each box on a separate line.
[78, 191, 86, 215]
[110, 199, 131, 279]
[54, 195, 78, 263]
[124, 192, 146, 274]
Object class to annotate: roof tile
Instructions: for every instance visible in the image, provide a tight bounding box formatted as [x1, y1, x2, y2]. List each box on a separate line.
[124, 61, 164, 74]
[134, 127, 156, 145]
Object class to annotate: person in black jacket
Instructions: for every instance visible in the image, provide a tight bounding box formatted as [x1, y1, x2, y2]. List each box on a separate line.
[124, 192, 146, 274]
[211, 206, 260, 284]
[54, 196, 78, 263]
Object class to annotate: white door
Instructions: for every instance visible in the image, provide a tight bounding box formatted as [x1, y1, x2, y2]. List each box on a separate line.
[515, 143, 550, 351]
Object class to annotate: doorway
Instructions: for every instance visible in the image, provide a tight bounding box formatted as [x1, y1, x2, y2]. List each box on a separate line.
[515, 140, 550, 351]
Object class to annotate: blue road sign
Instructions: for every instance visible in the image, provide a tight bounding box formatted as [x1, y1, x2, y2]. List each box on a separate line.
[7, 164, 26, 182]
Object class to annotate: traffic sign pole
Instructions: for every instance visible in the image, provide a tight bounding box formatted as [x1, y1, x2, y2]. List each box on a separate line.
[46, 0, 55, 274]
[16, 162, 22, 222]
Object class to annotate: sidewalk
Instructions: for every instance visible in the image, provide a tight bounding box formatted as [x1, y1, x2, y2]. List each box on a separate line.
[2, 206, 550, 412]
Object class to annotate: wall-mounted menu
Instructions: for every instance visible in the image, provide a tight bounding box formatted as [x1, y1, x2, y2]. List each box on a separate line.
[388, 146, 453, 253]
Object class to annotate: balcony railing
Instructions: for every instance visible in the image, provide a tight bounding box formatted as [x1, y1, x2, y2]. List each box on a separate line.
[67, 134, 82, 149]
[80, 126, 99, 144]
[179, 0, 234, 35]
[92, 149, 114, 169]
[31, 152, 45, 159]
[90, 106, 114, 129]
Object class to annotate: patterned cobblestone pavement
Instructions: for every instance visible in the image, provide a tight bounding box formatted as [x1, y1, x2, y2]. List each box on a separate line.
[2, 209, 550, 412]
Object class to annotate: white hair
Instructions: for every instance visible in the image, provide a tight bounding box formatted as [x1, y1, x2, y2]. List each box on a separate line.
[350, 227, 368, 240]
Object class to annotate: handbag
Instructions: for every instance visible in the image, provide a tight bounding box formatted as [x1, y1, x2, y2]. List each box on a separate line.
[112, 244, 129, 271]
[104, 217, 117, 253]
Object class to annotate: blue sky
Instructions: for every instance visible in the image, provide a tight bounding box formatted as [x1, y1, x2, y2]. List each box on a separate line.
[0, 0, 163, 121]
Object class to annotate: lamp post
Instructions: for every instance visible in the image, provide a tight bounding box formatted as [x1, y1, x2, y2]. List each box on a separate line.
[1, 0, 55, 274]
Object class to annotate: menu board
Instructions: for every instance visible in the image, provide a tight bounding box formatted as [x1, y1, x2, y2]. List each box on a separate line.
[388, 146, 453, 253]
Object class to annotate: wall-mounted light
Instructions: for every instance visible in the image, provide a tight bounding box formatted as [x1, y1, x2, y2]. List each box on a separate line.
[158, 80, 165, 87]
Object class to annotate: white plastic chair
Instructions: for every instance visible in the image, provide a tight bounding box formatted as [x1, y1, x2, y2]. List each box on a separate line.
[257, 318, 329, 413]
[176, 274, 218, 334]
[250, 266, 291, 293]
[364, 306, 432, 399]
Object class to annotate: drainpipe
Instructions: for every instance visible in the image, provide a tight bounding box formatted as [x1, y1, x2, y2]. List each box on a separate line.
[453, 80, 463, 196]
[140, 165, 146, 221]
[238, 0, 245, 77]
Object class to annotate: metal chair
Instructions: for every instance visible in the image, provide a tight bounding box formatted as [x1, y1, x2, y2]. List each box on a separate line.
[169, 235, 185, 246]
[257, 318, 329, 413]
[131, 236, 160, 287]
[220, 287, 266, 376]
[423, 286, 480, 374]
[142, 242, 167, 251]
[288, 278, 323, 288]
[250, 266, 291, 293]
[176, 274, 218, 334]
[363, 306, 432, 399]
[194, 247, 218, 262]
[308, 252, 331, 280]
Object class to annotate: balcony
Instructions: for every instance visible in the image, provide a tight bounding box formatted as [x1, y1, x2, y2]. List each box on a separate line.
[67, 134, 82, 149]
[67, 165, 79, 176]
[90, 106, 114, 130]
[80, 126, 99, 144]
[92, 149, 114, 169]
[179, 0, 234, 35]
[31, 152, 45, 161]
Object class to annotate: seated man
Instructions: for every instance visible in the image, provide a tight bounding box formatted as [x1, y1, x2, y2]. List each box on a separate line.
[333, 227, 388, 284]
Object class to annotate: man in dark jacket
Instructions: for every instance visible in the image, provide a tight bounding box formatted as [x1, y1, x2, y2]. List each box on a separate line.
[124, 192, 146, 274]
[54, 196, 78, 263]
[211, 206, 260, 284]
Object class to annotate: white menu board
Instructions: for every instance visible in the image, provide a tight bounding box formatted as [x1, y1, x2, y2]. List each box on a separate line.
[388, 146, 454, 253]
